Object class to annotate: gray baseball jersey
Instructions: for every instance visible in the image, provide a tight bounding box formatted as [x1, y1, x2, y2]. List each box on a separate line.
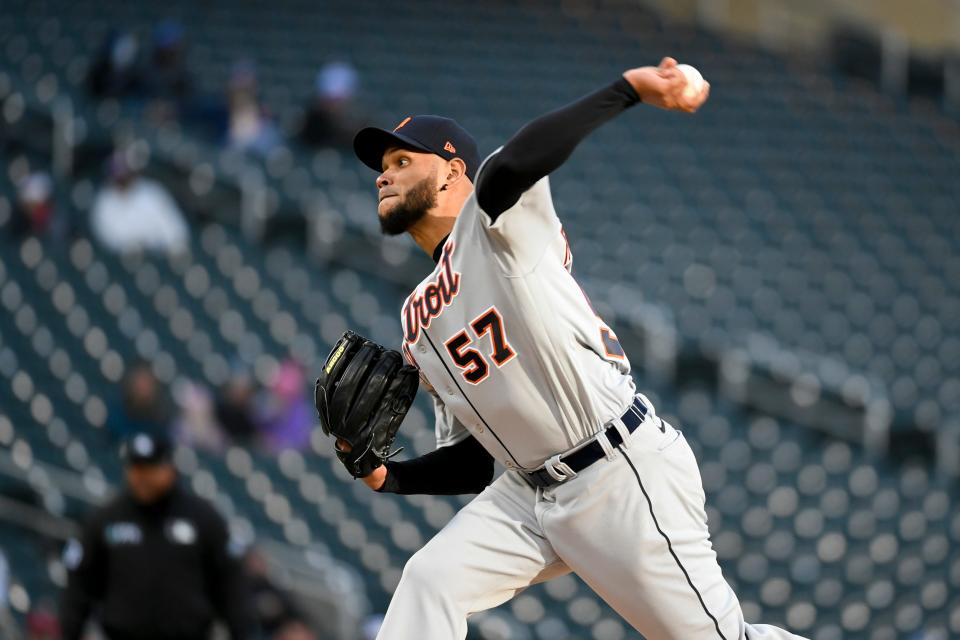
[384, 151, 808, 640]
[401, 152, 636, 470]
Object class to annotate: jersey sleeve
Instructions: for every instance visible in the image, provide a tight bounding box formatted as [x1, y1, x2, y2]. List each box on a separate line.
[471, 150, 566, 274]
[432, 393, 471, 448]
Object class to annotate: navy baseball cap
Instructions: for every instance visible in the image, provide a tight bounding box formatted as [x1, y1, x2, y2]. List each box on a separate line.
[353, 115, 480, 181]
[120, 431, 172, 465]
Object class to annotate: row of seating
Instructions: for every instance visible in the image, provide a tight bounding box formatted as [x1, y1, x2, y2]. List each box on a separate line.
[3, 0, 957, 432]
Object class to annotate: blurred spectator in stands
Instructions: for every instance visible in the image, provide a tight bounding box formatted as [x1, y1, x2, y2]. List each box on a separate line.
[0, 549, 17, 640]
[143, 20, 193, 124]
[172, 380, 225, 453]
[244, 548, 308, 639]
[298, 60, 364, 149]
[25, 598, 60, 640]
[90, 151, 189, 254]
[87, 30, 143, 99]
[273, 621, 316, 640]
[106, 361, 171, 441]
[257, 359, 312, 453]
[361, 614, 384, 640]
[11, 171, 62, 240]
[226, 61, 280, 157]
[215, 365, 259, 445]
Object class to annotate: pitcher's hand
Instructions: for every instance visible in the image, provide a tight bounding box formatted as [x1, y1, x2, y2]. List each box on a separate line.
[623, 57, 710, 113]
[337, 438, 387, 490]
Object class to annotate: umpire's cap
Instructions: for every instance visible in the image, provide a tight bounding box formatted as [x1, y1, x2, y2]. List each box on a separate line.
[120, 431, 173, 465]
[354, 115, 480, 181]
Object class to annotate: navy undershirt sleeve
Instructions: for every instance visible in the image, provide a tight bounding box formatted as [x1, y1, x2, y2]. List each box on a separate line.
[475, 77, 641, 219]
[378, 434, 495, 495]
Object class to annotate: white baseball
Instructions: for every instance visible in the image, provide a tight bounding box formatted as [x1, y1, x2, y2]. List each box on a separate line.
[676, 64, 705, 100]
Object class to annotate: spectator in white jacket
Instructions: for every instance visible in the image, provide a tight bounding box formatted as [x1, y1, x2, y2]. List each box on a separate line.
[91, 152, 188, 254]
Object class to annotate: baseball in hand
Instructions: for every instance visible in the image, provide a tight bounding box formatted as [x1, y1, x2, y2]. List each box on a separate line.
[677, 64, 705, 100]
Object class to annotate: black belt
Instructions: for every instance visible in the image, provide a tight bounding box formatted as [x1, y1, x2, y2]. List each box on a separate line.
[525, 396, 649, 489]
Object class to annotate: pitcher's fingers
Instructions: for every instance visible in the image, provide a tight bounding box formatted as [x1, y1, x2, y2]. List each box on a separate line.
[661, 66, 685, 87]
[659, 56, 678, 69]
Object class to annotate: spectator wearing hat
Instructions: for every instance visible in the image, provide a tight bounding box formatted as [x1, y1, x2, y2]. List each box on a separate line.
[87, 30, 144, 100]
[298, 60, 366, 149]
[60, 432, 251, 640]
[143, 19, 193, 124]
[11, 171, 62, 240]
[145, 20, 192, 102]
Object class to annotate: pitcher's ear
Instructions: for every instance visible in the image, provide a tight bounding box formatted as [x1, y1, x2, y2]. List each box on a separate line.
[446, 157, 467, 185]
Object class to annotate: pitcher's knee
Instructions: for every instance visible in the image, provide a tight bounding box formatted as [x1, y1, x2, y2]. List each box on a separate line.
[398, 550, 432, 589]
[397, 547, 461, 600]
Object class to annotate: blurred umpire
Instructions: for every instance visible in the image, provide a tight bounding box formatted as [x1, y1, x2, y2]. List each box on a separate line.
[60, 431, 251, 640]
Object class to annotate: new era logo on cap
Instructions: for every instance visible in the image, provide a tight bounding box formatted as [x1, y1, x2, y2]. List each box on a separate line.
[443, 141, 456, 153]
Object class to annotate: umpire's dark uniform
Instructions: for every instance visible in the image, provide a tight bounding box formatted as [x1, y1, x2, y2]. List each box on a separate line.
[60, 433, 250, 640]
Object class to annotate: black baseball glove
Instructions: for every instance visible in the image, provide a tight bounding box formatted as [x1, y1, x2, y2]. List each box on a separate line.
[315, 331, 419, 478]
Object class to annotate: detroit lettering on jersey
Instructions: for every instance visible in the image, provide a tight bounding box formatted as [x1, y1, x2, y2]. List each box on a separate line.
[402, 240, 461, 344]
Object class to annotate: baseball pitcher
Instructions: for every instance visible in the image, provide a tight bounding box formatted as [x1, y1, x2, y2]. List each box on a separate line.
[315, 58, 808, 639]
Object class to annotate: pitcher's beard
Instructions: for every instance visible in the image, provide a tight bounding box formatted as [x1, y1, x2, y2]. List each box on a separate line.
[379, 176, 437, 236]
